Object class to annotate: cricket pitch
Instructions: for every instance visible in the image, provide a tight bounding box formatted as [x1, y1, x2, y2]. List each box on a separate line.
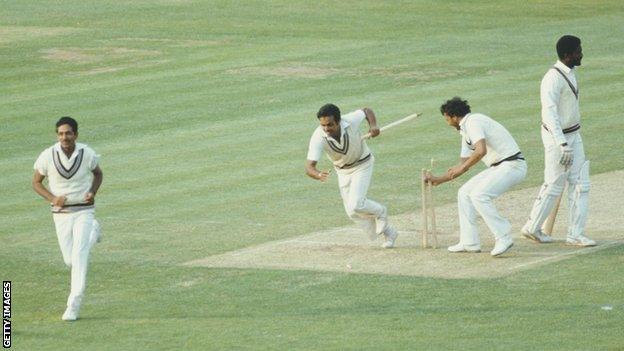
[186, 171, 624, 279]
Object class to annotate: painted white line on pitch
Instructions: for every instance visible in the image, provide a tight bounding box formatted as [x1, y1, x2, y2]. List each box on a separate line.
[510, 241, 622, 271]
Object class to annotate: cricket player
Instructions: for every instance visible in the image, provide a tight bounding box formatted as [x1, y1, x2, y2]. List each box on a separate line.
[305, 103, 398, 248]
[425, 97, 527, 256]
[32, 117, 103, 321]
[521, 35, 596, 246]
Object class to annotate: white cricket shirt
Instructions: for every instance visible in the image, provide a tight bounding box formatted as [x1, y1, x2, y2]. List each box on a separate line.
[541, 60, 581, 145]
[34, 142, 100, 208]
[459, 113, 521, 167]
[307, 109, 372, 169]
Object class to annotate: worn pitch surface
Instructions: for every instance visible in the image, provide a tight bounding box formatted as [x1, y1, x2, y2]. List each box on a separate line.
[186, 171, 623, 278]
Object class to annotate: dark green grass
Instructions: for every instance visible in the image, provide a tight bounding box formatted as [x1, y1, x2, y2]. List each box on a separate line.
[2, 1, 624, 349]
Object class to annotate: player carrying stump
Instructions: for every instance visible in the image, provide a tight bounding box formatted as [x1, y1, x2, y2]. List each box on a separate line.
[425, 97, 527, 257]
[305, 103, 398, 248]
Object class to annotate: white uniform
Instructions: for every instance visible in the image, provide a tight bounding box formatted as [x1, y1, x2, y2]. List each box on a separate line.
[34, 142, 100, 313]
[456, 113, 527, 247]
[524, 60, 589, 239]
[307, 110, 387, 239]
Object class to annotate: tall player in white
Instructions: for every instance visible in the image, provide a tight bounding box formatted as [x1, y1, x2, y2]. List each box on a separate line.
[305, 103, 398, 248]
[32, 117, 103, 321]
[425, 97, 527, 256]
[521, 35, 595, 246]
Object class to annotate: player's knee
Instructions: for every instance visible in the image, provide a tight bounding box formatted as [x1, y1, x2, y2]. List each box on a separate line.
[457, 185, 471, 201]
[570, 180, 590, 193]
[348, 197, 367, 214]
[543, 182, 565, 196]
[469, 191, 492, 205]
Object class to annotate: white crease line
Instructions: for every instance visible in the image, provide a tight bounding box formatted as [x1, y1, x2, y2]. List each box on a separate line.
[511, 241, 622, 271]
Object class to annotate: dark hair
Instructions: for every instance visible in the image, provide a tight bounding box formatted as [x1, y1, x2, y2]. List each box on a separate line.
[56, 116, 78, 133]
[556, 35, 581, 60]
[440, 97, 471, 117]
[317, 103, 341, 122]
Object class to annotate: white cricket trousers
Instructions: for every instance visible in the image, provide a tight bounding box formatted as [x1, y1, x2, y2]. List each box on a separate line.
[457, 160, 527, 246]
[52, 209, 96, 309]
[336, 157, 385, 238]
[524, 130, 588, 237]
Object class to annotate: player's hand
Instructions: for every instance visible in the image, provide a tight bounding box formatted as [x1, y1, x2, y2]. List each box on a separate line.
[368, 126, 380, 138]
[85, 192, 96, 203]
[318, 170, 331, 182]
[423, 171, 436, 185]
[559, 144, 573, 167]
[51, 195, 66, 207]
[447, 165, 465, 180]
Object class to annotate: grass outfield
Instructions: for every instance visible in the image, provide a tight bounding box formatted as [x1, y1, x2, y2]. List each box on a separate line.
[2, 1, 624, 349]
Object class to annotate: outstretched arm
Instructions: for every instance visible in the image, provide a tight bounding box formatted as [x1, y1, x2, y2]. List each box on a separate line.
[426, 139, 487, 186]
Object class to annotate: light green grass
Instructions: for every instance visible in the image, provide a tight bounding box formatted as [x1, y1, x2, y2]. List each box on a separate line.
[1, 1, 623, 349]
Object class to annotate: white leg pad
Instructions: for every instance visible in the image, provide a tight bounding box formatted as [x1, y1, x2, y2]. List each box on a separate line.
[568, 161, 590, 238]
[524, 171, 567, 233]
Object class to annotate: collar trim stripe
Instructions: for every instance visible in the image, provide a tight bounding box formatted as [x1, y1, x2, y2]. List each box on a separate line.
[325, 133, 350, 155]
[53, 148, 84, 179]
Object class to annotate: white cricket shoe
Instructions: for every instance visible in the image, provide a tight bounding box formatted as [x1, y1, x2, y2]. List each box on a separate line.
[491, 236, 514, 257]
[521, 226, 553, 243]
[447, 242, 481, 253]
[62, 306, 79, 321]
[381, 225, 398, 248]
[375, 206, 388, 235]
[566, 235, 596, 247]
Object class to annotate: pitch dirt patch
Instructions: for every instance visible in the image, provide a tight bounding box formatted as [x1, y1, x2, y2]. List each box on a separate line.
[186, 170, 624, 279]
[0, 26, 77, 44]
[40, 47, 161, 64]
[226, 63, 466, 82]
[227, 64, 340, 79]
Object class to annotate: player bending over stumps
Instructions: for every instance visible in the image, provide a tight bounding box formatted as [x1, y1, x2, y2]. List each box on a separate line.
[305, 103, 398, 248]
[424, 97, 527, 256]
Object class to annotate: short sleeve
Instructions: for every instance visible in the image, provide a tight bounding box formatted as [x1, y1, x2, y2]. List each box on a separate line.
[341, 109, 366, 130]
[89, 153, 100, 171]
[306, 130, 324, 161]
[33, 150, 48, 176]
[465, 119, 485, 146]
[460, 137, 473, 158]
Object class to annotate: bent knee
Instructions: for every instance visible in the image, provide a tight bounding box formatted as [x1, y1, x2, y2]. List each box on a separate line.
[468, 191, 492, 204]
[346, 198, 367, 214]
[458, 186, 472, 200]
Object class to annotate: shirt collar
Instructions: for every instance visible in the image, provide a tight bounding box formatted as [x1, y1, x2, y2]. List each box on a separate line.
[554, 60, 574, 74]
[53, 142, 85, 160]
[458, 113, 472, 131]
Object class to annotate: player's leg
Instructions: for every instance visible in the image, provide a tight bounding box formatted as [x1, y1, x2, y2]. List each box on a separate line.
[89, 218, 101, 247]
[565, 134, 594, 246]
[345, 160, 385, 218]
[346, 160, 397, 246]
[339, 171, 377, 240]
[451, 173, 483, 252]
[469, 161, 527, 240]
[53, 213, 74, 267]
[64, 210, 94, 321]
[522, 129, 567, 239]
